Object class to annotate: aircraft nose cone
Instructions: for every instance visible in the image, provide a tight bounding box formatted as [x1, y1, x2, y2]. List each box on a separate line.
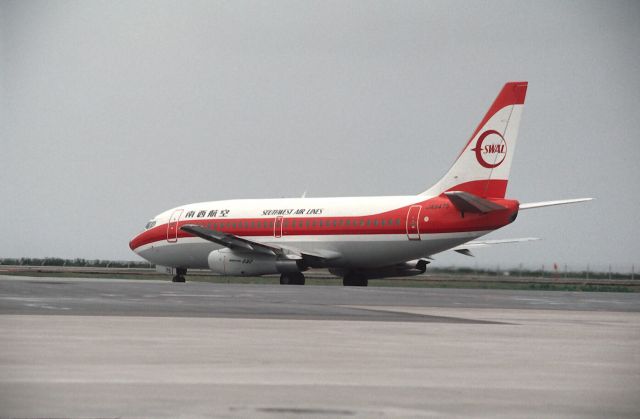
[129, 233, 141, 253]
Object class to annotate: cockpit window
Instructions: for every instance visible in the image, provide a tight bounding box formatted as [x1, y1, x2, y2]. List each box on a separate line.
[145, 220, 157, 230]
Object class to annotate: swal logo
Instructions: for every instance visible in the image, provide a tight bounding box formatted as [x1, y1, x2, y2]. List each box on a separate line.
[472, 130, 507, 168]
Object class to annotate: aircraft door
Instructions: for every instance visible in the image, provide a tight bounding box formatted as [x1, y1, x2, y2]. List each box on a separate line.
[274, 216, 283, 238]
[167, 209, 183, 243]
[406, 205, 421, 240]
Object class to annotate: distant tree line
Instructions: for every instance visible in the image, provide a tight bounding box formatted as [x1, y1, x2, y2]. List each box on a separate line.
[428, 266, 637, 280]
[0, 258, 153, 268]
[0, 258, 636, 280]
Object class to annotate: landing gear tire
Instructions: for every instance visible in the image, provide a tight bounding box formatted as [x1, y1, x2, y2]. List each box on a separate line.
[280, 272, 305, 285]
[343, 272, 368, 287]
[172, 268, 187, 283]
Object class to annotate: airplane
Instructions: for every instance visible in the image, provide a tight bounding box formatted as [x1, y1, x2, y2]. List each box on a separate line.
[129, 81, 591, 286]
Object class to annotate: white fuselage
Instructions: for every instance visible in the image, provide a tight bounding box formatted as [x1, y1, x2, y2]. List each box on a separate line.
[130, 194, 496, 270]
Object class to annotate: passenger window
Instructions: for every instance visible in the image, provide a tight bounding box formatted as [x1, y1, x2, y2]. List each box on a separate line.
[244, 222, 249, 228]
[374, 219, 378, 226]
[366, 219, 371, 226]
[396, 218, 401, 225]
[381, 219, 386, 226]
[333, 220, 337, 227]
[346, 219, 351, 226]
[299, 221, 303, 228]
[360, 220, 365, 226]
[312, 220, 316, 227]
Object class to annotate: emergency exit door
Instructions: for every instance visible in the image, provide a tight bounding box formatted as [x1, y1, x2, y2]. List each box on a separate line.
[274, 216, 283, 238]
[406, 205, 421, 240]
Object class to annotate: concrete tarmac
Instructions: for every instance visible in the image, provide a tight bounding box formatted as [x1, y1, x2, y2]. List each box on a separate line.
[1, 275, 639, 418]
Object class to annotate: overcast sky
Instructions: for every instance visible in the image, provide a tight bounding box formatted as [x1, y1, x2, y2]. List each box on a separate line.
[1, 0, 639, 271]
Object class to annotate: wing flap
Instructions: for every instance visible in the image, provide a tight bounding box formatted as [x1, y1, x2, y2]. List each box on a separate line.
[180, 224, 335, 261]
[181, 224, 278, 256]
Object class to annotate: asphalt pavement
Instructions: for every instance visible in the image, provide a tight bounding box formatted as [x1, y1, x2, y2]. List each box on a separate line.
[1, 276, 639, 418]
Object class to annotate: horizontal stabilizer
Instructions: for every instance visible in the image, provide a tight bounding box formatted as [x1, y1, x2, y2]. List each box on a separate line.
[519, 197, 593, 210]
[445, 191, 507, 214]
[452, 237, 539, 257]
[454, 248, 475, 257]
[454, 237, 540, 249]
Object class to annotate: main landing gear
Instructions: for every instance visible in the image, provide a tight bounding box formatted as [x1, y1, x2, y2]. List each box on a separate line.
[343, 272, 368, 287]
[280, 272, 305, 285]
[172, 268, 187, 283]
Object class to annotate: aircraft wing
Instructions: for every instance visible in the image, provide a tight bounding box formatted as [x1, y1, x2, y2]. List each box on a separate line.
[180, 224, 335, 261]
[519, 197, 593, 210]
[452, 237, 540, 257]
[444, 191, 507, 213]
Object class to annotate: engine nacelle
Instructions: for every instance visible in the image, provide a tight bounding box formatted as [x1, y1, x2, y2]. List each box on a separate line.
[207, 249, 301, 276]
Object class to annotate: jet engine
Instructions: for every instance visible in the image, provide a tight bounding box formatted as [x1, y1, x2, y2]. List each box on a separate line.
[207, 248, 301, 276]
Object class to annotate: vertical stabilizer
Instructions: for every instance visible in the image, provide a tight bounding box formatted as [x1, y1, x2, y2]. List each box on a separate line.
[421, 81, 528, 198]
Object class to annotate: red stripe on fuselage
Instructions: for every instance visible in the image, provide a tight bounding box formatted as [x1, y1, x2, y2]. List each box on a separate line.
[129, 197, 519, 251]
